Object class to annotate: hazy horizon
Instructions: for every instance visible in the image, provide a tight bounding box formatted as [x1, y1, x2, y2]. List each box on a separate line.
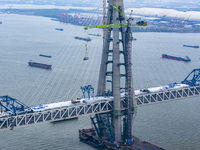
[0, 0, 200, 11]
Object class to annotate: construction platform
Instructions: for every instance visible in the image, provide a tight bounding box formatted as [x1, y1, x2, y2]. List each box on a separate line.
[79, 128, 165, 150]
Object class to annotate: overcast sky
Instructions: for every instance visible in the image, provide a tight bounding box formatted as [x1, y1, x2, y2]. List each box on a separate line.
[0, 0, 200, 22]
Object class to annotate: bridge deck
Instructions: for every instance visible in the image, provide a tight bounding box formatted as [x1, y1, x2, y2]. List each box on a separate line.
[0, 85, 200, 130]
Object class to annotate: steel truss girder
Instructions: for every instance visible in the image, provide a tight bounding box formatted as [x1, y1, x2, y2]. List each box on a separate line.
[136, 85, 200, 105]
[0, 100, 114, 130]
[1, 85, 200, 130]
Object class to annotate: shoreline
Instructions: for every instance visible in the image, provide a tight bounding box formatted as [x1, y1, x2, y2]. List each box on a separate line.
[1, 8, 200, 33]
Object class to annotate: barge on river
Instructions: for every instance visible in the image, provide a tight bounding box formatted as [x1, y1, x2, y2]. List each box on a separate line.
[39, 54, 51, 58]
[74, 36, 92, 42]
[79, 128, 165, 150]
[183, 45, 199, 48]
[28, 60, 52, 69]
[162, 54, 191, 62]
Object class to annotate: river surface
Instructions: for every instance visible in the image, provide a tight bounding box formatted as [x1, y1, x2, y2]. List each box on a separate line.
[0, 14, 200, 150]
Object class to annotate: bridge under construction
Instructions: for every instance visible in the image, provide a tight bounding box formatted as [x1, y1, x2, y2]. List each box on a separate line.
[1, 0, 200, 149]
[0, 83, 200, 128]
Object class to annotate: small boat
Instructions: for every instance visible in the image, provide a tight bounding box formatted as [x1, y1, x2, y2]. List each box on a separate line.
[162, 54, 191, 62]
[39, 54, 51, 58]
[28, 60, 52, 69]
[183, 45, 199, 48]
[55, 28, 63, 31]
[131, 37, 137, 41]
[83, 57, 89, 61]
[51, 18, 59, 21]
[74, 36, 92, 42]
[88, 33, 101, 37]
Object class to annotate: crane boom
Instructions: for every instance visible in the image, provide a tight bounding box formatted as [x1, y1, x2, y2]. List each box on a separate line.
[84, 5, 147, 30]
[84, 21, 147, 30]
[113, 6, 129, 20]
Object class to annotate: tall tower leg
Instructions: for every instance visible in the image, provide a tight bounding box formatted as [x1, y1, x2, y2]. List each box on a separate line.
[112, 0, 124, 142]
[97, 0, 127, 141]
[97, 0, 113, 96]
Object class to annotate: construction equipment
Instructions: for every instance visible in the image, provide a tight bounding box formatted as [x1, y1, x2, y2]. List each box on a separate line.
[71, 96, 81, 103]
[83, 44, 89, 61]
[84, 22, 147, 30]
[129, 10, 133, 18]
[140, 81, 150, 93]
[84, 6, 147, 30]
[113, 6, 129, 20]
[0, 95, 33, 116]
[181, 68, 200, 86]
[80, 85, 94, 99]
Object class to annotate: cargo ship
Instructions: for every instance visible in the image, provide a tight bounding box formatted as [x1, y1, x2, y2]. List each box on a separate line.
[74, 36, 92, 42]
[28, 60, 52, 69]
[39, 54, 51, 58]
[183, 45, 199, 48]
[55, 28, 63, 31]
[162, 54, 191, 62]
[88, 33, 101, 37]
[51, 18, 59, 21]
